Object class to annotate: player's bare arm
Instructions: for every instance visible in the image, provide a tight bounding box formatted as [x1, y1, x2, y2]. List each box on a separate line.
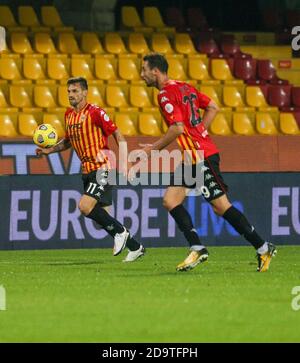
[35, 138, 72, 156]
[201, 100, 219, 129]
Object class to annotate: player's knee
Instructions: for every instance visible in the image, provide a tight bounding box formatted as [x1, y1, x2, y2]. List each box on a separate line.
[78, 200, 94, 216]
[163, 197, 173, 211]
[212, 205, 223, 216]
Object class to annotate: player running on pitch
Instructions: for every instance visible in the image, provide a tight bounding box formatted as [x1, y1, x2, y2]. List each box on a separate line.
[36, 77, 145, 262]
[140, 53, 276, 272]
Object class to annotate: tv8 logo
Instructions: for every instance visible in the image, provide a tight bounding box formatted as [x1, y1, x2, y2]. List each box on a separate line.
[292, 26, 300, 51]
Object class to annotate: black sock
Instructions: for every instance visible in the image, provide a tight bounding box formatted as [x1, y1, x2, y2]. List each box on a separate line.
[223, 206, 264, 249]
[87, 203, 125, 238]
[169, 204, 201, 247]
[126, 237, 140, 251]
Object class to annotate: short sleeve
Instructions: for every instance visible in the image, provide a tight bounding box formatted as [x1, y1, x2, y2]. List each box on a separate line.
[93, 108, 118, 136]
[158, 90, 183, 126]
[197, 90, 211, 109]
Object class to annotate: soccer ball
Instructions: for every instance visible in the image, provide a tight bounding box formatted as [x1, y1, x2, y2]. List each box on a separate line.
[33, 124, 58, 148]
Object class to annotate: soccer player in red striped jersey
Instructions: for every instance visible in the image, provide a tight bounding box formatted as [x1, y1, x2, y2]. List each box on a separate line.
[36, 77, 145, 262]
[140, 53, 276, 272]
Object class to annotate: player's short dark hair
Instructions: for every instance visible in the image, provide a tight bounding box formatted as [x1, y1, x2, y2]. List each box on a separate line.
[143, 53, 168, 73]
[67, 77, 88, 90]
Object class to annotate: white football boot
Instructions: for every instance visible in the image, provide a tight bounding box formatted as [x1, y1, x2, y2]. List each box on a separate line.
[123, 245, 145, 262]
[113, 228, 129, 256]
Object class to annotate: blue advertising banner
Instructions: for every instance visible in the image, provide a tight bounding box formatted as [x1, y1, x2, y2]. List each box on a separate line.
[0, 173, 299, 250]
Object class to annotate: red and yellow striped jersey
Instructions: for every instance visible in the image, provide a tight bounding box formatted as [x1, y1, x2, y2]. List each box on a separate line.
[64, 103, 117, 174]
[158, 80, 219, 163]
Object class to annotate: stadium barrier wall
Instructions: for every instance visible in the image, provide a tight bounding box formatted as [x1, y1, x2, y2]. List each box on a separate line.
[0, 173, 299, 250]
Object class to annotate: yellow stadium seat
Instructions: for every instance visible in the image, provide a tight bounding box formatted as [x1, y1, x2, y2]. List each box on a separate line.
[18, 6, 40, 27]
[106, 85, 129, 108]
[71, 57, 94, 79]
[81, 32, 104, 54]
[279, 113, 300, 135]
[188, 56, 211, 81]
[151, 33, 173, 54]
[152, 87, 160, 106]
[57, 85, 69, 108]
[0, 114, 18, 137]
[144, 7, 165, 27]
[175, 34, 196, 55]
[121, 6, 143, 27]
[223, 86, 245, 108]
[209, 114, 232, 135]
[34, 85, 57, 108]
[104, 33, 127, 55]
[23, 56, 46, 81]
[22, 107, 43, 123]
[162, 120, 168, 133]
[0, 6, 19, 28]
[256, 113, 278, 135]
[118, 55, 140, 81]
[95, 55, 117, 81]
[199, 86, 222, 107]
[129, 85, 152, 108]
[41, 6, 72, 31]
[246, 86, 268, 108]
[115, 112, 138, 136]
[0, 83, 9, 108]
[211, 59, 234, 81]
[47, 56, 70, 81]
[166, 55, 187, 81]
[128, 33, 150, 54]
[87, 85, 105, 107]
[18, 113, 38, 136]
[58, 33, 80, 54]
[43, 114, 65, 138]
[10, 84, 33, 108]
[10, 32, 33, 54]
[233, 113, 255, 135]
[34, 33, 57, 54]
[139, 113, 162, 136]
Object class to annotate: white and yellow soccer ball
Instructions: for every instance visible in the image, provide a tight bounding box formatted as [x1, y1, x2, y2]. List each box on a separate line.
[33, 124, 58, 148]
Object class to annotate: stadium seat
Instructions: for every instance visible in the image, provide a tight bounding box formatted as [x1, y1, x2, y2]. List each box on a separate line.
[87, 85, 105, 107]
[165, 7, 186, 29]
[139, 113, 162, 136]
[57, 85, 69, 107]
[34, 85, 57, 108]
[0, 57, 22, 81]
[34, 33, 57, 54]
[0, 114, 18, 137]
[234, 58, 257, 81]
[121, 6, 143, 28]
[209, 114, 232, 135]
[174, 33, 196, 55]
[23, 56, 46, 81]
[129, 85, 152, 108]
[292, 87, 300, 107]
[187, 7, 208, 29]
[18, 6, 40, 27]
[0, 6, 23, 29]
[95, 55, 117, 81]
[151, 33, 174, 54]
[221, 40, 241, 57]
[80, 32, 104, 55]
[41, 6, 73, 31]
[10, 84, 33, 108]
[104, 33, 127, 55]
[58, 33, 80, 54]
[166, 55, 187, 81]
[211, 59, 234, 81]
[152, 88, 160, 106]
[199, 86, 222, 107]
[128, 33, 150, 54]
[195, 38, 220, 56]
[257, 60, 288, 84]
[115, 112, 138, 136]
[233, 113, 255, 135]
[256, 113, 278, 135]
[279, 113, 300, 135]
[71, 56, 95, 79]
[118, 55, 140, 81]
[18, 113, 38, 136]
[106, 85, 129, 108]
[47, 56, 70, 81]
[43, 113, 65, 137]
[268, 85, 291, 108]
[246, 86, 269, 108]
[10, 32, 33, 54]
[144, 7, 165, 27]
[223, 86, 245, 108]
[0, 85, 9, 108]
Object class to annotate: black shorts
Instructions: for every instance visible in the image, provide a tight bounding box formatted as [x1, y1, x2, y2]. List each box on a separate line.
[82, 169, 113, 206]
[169, 153, 228, 202]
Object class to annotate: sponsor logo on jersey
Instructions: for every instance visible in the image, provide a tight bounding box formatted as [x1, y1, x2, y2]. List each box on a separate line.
[205, 174, 213, 181]
[213, 189, 222, 196]
[209, 181, 217, 188]
[160, 96, 169, 103]
[165, 103, 174, 113]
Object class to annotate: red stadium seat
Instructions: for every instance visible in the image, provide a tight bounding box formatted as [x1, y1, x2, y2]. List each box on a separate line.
[165, 7, 186, 30]
[292, 87, 300, 107]
[257, 60, 289, 84]
[195, 38, 220, 56]
[234, 58, 257, 81]
[187, 8, 208, 30]
[268, 85, 291, 108]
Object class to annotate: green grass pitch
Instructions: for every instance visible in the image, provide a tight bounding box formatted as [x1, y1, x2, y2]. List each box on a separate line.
[0, 246, 300, 342]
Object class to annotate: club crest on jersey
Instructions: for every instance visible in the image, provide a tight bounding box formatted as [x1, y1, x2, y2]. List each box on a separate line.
[165, 103, 174, 113]
[103, 113, 110, 122]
